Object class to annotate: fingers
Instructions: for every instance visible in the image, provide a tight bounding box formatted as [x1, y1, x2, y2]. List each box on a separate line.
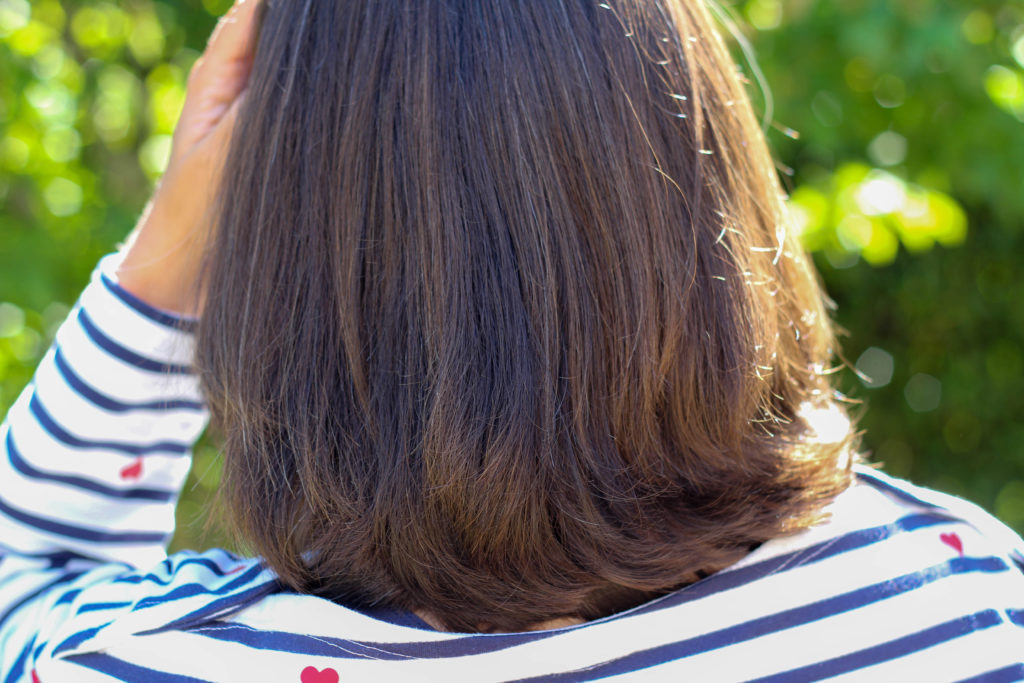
[172, 0, 261, 165]
[189, 0, 261, 91]
[209, 88, 248, 154]
[206, 0, 261, 65]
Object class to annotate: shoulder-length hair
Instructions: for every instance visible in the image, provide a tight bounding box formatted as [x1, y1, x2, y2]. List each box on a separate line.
[196, 0, 856, 632]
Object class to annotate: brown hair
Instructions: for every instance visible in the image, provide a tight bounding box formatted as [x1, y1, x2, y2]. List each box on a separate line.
[196, 0, 855, 632]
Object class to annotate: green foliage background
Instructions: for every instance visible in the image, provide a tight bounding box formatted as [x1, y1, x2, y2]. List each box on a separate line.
[1, 0, 1022, 554]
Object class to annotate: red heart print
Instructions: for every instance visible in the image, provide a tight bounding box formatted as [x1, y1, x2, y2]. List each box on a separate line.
[31, 671, 41, 683]
[119, 458, 143, 481]
[300, 667, 339, 683]
[940, 532, 963, 556]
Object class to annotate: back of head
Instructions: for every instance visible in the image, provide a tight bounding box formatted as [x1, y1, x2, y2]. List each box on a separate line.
[197, 0, 855, 632]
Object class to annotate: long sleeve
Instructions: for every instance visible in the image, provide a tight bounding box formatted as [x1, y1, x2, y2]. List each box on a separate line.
[0, 253, 208, 566]
[0, 253, 222, 676]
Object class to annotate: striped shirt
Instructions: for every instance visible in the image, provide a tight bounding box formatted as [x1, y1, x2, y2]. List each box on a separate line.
[1, 254, 1022, 682]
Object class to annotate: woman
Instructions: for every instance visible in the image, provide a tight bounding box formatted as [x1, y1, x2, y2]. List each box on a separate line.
[1, 0, 1021, 679]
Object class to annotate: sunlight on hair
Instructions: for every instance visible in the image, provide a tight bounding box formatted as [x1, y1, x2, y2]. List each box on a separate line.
[799, 402, 851, 445]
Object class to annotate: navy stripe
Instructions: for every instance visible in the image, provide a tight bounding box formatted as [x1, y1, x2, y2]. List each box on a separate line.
[133, 564, 269, 612]
[54, 347, 204, 413]
[748, 609, 1004, 682]
[6, 431, 176, 502]
[856, 469, 942, 510]
[197, 556, 1013, 665]
[512, 556, 1009, 682]
[198, 513, 969, 662]
[114, 557, 249, 587]
[65, 652, 213, 683]
[78, 600, 133, 614]
[0, 545, 100, 567]
[192, 622, 416, 660]
[956, 664, 1024, 683]
[53, 622, 109, 655]
[77, 308, 191, 374]
[194, 616, 556, 660]
[619, 511, 958, 622]
[55, 587, 83, 606]
[0, 571, 84, 631]
[191, 615, 553, 660]
[139, 579, 281, 635]
[99, 271, 197, 332]
[1007, 609, 1024, 627]
[2, 640, 34, 683]
[29, 394, 190, 456]
[0, 491, 169, 544]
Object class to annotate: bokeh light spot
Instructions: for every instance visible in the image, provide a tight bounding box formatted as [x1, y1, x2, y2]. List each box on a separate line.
[904, 374, 941, 412]
[962, 10, 995, 45]
[984, 65, 1024, 121]
[42, 177, 83, 216]
[745, 0, 783, 31]
[873, 74, 906, 109]
[995, 481, 1024, 531]
[0, 303, 26, 338]
[856, 171, 906, 216]
[42, 126, 82, 163]
[0, 0, 31, 37]
[867, 131, 908, 167]
[856, 347, 895, 389]
[139, 134, 172, 178]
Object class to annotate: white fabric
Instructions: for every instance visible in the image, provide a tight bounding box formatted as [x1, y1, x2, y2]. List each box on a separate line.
[1, 256, 1022, 682]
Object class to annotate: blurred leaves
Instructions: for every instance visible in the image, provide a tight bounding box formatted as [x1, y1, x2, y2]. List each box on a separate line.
[734, 0, 1024, 535]
[0, 0, 226, 552]
[789, 163, 967, 267]
[1, 0, 1023, 554]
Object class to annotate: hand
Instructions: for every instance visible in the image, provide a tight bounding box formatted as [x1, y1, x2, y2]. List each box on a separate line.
[115, 0, 261, 317]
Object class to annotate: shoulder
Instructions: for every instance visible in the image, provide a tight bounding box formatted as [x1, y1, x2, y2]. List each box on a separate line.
[14, 548, 278, 681]
[849, 464, 1024, 566]
[20, 469, 1024, 681]
[734, 464, 1024, 579]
